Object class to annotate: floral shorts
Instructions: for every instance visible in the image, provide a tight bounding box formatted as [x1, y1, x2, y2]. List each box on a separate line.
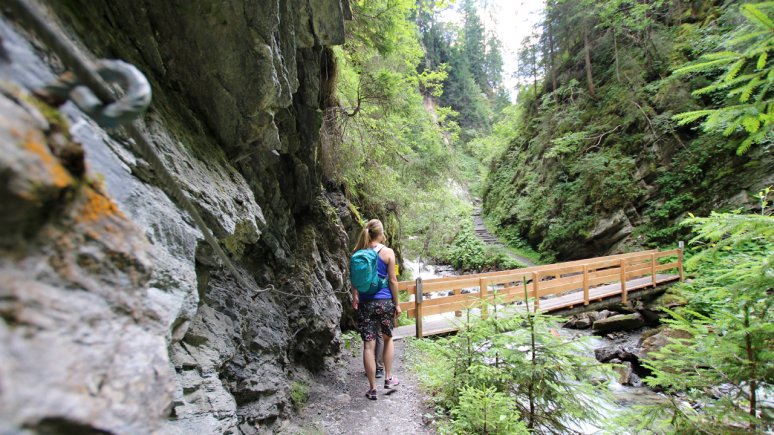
[357, 299, 396, 342]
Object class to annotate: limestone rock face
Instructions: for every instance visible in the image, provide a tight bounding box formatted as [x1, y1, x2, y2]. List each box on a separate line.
[0, 1, 353, 433]
[0, 90, 173, 434]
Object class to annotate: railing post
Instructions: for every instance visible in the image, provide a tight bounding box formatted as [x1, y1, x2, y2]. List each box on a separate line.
[583, 265, 589, 305]
[454, 287, 462, 317]
[415, 277, 423, 339]
[620, 259, 627, 304]
[531, 272, 540, 310]
[479, 277, 488, 320]
[678, 241, 685, 281]
[650, 252, 657, 288]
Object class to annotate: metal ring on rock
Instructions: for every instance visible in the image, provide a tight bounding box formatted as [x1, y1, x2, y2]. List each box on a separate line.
[38, 59, 151, 128]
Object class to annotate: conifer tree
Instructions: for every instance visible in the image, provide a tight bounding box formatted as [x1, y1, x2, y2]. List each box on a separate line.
[672, 2, 774, 155]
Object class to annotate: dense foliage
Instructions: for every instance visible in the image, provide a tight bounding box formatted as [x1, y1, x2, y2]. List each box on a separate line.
[325, 0, 462, 260]
[436, 219, 524, 271]
[483, 1, 774, 260]
[329, 0, 520, 270]
[407, 289, 613, 434]
[630, 199, 773, 433]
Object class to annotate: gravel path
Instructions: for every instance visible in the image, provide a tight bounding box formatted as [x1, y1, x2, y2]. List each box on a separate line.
[286, 340, 436, 434]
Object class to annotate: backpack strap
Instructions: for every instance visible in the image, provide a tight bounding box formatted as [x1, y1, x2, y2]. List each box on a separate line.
[373, 243, 385, 253]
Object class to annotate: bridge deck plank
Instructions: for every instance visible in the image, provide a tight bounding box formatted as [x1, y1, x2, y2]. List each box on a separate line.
[393, 273, 679, 339]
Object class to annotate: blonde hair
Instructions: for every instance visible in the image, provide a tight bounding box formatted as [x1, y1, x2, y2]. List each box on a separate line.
[353, 219, 386, 252]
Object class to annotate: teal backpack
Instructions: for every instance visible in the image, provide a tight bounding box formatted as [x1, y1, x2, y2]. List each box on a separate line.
[350, 245, 389, 295]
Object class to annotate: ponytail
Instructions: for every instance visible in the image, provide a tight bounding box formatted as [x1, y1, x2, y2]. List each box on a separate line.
[353, 219, 385, 252]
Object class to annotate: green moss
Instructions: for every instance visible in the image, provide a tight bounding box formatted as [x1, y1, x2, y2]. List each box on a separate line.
[290, 380, 310, 410]
[22, 94, 71, 136]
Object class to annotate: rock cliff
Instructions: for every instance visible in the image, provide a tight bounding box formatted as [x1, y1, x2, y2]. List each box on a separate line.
[0, 1, 354, 433]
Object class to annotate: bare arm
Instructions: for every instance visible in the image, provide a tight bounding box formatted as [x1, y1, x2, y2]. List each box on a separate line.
[351, 287, 359, 310]
[386, 249, 401, 317]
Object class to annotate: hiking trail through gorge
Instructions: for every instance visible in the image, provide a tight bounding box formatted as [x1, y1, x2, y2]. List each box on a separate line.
[473, 205, 535, 267]
[287, 340, 434, 434]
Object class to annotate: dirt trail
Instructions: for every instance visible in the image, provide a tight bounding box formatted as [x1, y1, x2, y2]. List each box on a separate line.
[287, 340, 435, 434]
[473, 206, 535, 267]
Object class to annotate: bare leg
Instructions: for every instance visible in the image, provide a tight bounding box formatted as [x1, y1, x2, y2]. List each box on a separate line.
[375, 333, 384, 369]
[382, 334, 394, 380]
[363, 339, 377, 390]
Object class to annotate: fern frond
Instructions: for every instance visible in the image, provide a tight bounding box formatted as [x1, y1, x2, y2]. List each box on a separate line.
[757, 52, 768, 70]
[692, 73, 757, 96]
[737, 135, 755, 155]
[741, 115, 761, 133]
[739, 78, 763, 102]
[700, 51, 742, 61]
[673, 58, 738, 76]
[741, 4, 774, 30]
[672, 110, 714, 125]
[742, 44, 774, 58]
[728, 30, 769, 46]
[755, 82, 772, 102]
[724, 59, 747, 82]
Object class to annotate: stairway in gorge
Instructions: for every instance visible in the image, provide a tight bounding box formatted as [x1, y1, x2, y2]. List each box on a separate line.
[473, 206, 536, 267]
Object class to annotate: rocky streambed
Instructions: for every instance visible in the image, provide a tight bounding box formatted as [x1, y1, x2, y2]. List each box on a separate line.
[562, 293, 687, 389]
[557, 290, 696, 431]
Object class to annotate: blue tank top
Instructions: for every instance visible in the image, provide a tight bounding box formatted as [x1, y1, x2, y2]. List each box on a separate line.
[360, 251, 392, 301]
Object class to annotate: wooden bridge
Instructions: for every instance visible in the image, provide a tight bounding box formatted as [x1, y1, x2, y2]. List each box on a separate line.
[393, 248, 683, 339]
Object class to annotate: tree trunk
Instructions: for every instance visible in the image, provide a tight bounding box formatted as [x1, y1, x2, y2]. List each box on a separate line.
[548, 18, 558, 94]
[583, 25, 596, 98]
[744, 305, 758, 429]
[613, 29, 620, 83]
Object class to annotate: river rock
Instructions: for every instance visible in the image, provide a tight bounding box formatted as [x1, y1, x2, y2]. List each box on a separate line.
[607, 301, 636, 314]
[594, 345, 639, 363]
[597, 309, 613, 320]
[563, 311, 596, 329]
[614, 361, 643, 387]
[645, 289, 688, 312]
[592, 313, 645, 334]
[637, 327, 692, 360]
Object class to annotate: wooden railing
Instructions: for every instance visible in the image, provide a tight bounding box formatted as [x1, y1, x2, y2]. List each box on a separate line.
[398, 248, 683, 338]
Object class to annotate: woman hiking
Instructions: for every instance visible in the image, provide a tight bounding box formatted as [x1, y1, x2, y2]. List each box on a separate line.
[350, 219, 401, 400]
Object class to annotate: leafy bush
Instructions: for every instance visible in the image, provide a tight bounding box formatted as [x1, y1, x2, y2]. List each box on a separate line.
[436, 220, 524, 272]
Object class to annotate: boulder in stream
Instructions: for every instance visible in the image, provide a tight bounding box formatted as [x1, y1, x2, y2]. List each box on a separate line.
[597, 309, 613, 320]
[614, 361, 643, 387]
[607, 301, 636, 314]
[563, 311, 597, 329]
[594, 345, 639, 363]
[592, 313, 645, 334]
[637, 327, 692, 360]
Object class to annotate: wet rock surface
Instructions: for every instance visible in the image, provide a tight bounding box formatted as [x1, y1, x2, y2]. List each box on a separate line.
[1, 1, 355, 433]
[637, 327, 692, 361]
[592, 313, 645, 334]
[0, 89, 173, 434]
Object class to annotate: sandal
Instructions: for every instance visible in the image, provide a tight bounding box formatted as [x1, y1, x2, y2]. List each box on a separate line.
[365, 388, 377, 400]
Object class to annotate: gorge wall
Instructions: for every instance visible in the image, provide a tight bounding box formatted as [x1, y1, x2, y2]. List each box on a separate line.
[482, 3, 774, 260]
[0, 1, 356, 433]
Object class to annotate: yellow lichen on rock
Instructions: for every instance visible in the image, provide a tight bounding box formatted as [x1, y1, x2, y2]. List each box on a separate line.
[76, 188, 125, 224]
[23, 131, 73, 189]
